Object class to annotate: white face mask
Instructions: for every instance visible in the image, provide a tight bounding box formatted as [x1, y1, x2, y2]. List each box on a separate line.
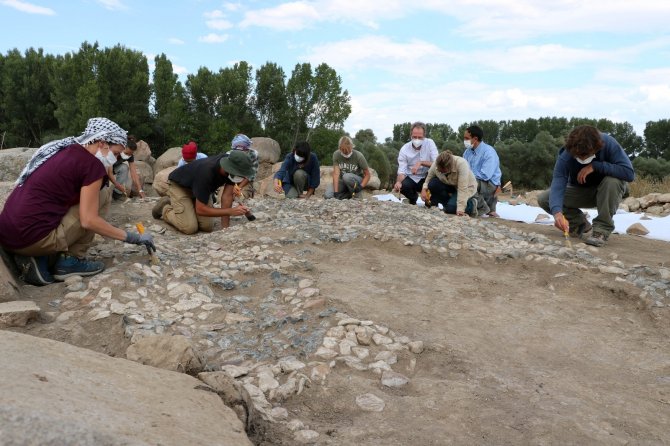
[107, 152, 117, 164]
[229, 175, 245, 183]
[341, 151, 353, 159]
[120, 152, 131, 160]
[576, 154, 596, 164]
[294, 154, 305, 163]
[411, 138, 423, 149]
[464, 139, 473, 150]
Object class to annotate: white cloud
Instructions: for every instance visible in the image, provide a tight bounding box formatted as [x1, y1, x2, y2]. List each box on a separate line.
[199, 33, 229, 43]
[240, 2, 320, 30]
[97, 0, 127, 11]
[172, 64, 189, 76]
[303, 35, 453, 77]
[476, 44, 606, 73]
[204, 9, 233, 30]
[0, 0, 55, 15]
[168, 37, 185, 45]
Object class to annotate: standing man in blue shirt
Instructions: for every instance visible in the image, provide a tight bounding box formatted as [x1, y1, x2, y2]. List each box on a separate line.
[463, 125, 502, 217]
[393, 122, 439, 205]
[537, 125, 634, 247]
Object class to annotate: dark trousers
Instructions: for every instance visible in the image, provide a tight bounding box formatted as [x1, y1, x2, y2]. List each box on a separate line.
[400, 177, 425, 205]
[427, 178, 478, 215]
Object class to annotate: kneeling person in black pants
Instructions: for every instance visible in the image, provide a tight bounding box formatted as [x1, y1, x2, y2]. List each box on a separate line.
[421, 150, 481, 217]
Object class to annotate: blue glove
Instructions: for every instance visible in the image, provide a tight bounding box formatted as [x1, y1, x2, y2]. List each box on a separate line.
[125, 231, 156, 253]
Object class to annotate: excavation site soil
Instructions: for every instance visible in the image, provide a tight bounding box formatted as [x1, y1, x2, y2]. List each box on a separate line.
[11, 197, 670, 446]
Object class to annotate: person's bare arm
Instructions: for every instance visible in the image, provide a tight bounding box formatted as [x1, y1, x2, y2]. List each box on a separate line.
[361, 168, 370, 188]
[79, 180, 127, 240]
[332, 165, 341, 192]
[128, 162, 145, 198]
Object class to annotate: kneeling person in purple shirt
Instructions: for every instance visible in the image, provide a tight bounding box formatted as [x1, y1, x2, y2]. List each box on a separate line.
[0, 118, 156, 286]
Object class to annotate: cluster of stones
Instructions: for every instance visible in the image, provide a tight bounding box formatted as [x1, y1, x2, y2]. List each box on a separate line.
[26, 194, 668, 444]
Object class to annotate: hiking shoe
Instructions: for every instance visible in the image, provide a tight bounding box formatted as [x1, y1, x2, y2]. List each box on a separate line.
[14, 255, 54, 286]
[53, 254, 104, 280]
[585, 232, 608, 247]
[569, 220, 592, 238]
[152, 196, 171, 219]
[466, 197, 478, 217]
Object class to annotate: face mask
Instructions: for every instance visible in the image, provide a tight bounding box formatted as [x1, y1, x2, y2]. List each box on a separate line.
[294, 154, 305, 163]
[464, 139, 473, 150]
[120, 152, 131, 160]
[341, 151, 352, 159]
[411, 138, 423, 149]
[107, 152, 117, 164]
[229, 175, 245, 183]
[576, 154, 596, 164]
[95, 150, 104, 162]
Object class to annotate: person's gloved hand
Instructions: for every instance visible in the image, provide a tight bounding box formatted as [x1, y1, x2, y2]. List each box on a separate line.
[125, 231, 156, 253]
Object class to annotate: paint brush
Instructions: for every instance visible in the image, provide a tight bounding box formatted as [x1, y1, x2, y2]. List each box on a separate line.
[135, 222, 160, 265]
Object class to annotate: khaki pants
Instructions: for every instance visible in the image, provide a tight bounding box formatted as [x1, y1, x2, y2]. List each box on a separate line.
[163, 182, 214, 234]
[99, 184, 112, 218]
[11, 205, 94, 258]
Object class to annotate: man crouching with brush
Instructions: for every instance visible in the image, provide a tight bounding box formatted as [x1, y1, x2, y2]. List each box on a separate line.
[152, 149, 255, 234]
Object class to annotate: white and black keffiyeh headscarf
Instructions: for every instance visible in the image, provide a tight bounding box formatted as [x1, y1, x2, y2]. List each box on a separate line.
[15, 117, 127, 186]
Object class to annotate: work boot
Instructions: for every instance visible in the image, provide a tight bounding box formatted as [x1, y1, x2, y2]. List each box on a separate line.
[14, 255, 54, 286]
[152, 196, 171, 219]
[585, 232, 608, 247]
[53, 254, 104, 281]
[569, 220, 592, 239]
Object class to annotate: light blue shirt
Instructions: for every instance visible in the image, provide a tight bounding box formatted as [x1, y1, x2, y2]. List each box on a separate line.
[177, 152, 208, 167]
[463, 141, 501, 186]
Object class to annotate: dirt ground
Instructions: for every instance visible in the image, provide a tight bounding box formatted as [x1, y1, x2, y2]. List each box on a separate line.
[9, 197, 670, 445]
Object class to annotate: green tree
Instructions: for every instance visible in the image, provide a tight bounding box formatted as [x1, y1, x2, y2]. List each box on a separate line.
[286, 62, 351, 145]
[354, 128, 376, 144]
[308, 126, 345, 165]
[458, 120, 500, 146]
[632, 156, 670, 180]
[610, 121, 643, 159]
[0, 48, 58, 146]
[643, 119, 670, 160]
[150, 53, 190, 154]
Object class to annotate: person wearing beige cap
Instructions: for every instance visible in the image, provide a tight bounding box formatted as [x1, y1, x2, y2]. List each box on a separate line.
[152, 150, 255, 234]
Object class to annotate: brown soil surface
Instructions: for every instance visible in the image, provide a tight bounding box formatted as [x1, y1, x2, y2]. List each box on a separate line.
[9, 197, 670, 445]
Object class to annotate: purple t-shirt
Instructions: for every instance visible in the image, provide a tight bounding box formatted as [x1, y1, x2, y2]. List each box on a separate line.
[0, 144, 106, 250]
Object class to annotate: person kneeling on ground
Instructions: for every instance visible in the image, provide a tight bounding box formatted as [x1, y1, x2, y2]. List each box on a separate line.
[152, 150, 255, 233]
[224, 134, 258, 223]
[112, 135, 146, 199]
[421, 150, 481, 217]
[0, 117, 156, 286]
[273, 141, 320, 199]
[325, 135, 370, 200]
[537, 125, 635, 247]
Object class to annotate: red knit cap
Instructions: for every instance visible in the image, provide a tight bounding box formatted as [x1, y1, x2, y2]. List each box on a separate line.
[182, 142, 197, 160]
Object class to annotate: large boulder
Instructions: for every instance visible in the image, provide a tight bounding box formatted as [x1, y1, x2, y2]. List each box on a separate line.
[0, 330, 252, 445]
[251, 137, 281, 164]
[134, 160, 154, 185]
[0, 147, 37, 182]
[0, 181, 14, 210]
[133, 139, 152, 162]
[154, 147, 182, 173]
[153, 166, 177, 197]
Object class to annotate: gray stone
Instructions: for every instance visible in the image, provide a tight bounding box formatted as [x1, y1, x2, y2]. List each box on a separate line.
[355, 393, 386, 412]
[125, 334, 203, 374]
[381, 370, 410, 387]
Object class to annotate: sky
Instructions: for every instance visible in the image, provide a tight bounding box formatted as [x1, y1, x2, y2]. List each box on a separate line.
[1, 0, 669, 141]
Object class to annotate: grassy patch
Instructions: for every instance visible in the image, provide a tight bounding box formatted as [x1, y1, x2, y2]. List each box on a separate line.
[629, 175, 670, 197]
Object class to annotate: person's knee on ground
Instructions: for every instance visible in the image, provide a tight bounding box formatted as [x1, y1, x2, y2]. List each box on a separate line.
[292, 169, 308, 196]
[400, 177, 419, 204]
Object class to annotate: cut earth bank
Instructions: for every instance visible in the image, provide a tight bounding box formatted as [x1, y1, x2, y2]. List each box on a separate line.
[2, 195, 669, 445]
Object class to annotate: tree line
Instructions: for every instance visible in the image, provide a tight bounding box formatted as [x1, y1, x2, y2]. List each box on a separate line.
[1, 43, 668, 190]
[0, 42, 350, 157]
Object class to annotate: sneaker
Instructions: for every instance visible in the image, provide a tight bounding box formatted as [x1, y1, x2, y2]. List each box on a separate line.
[466, 197, 478, 217]
[152, 196, 171, 219]
[14, 255, 54, 286]
[53, 254, 105, 281]
[585, 232, 608, 247]
[569, 220, 592, 238]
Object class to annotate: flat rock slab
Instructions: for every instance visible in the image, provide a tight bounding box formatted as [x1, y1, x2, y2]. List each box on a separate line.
[0, 331, 252, 446]
[0, 300, 39, 327]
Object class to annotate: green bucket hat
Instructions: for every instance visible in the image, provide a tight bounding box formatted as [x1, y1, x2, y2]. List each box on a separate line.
[220, 150, 254, 178]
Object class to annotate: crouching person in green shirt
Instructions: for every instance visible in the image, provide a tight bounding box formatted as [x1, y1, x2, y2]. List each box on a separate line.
[325, 136, 371, 199]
